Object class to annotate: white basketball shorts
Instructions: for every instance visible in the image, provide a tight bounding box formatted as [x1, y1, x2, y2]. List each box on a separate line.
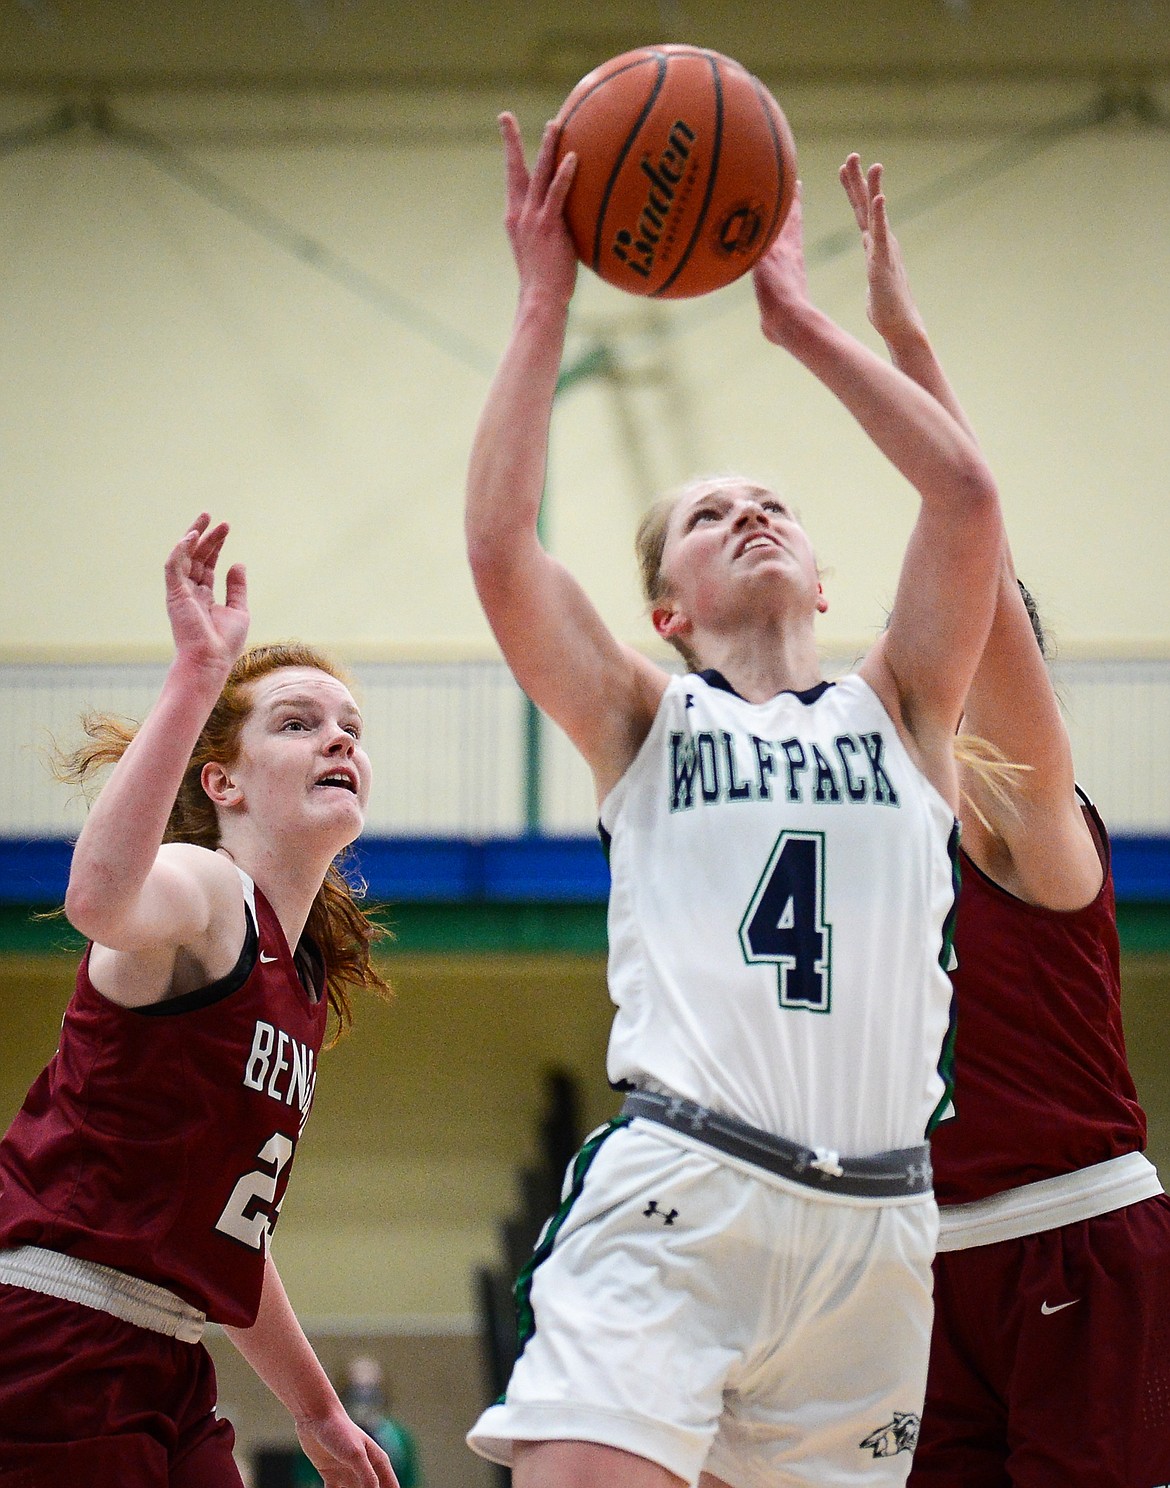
[467, 1115, 938, 1487]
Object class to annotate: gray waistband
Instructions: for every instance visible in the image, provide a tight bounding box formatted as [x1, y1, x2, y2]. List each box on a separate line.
[0, 1245, 206, 1344]
[621, 1090, 933, 1199]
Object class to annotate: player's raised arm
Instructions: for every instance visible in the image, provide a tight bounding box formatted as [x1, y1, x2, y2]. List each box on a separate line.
[63, 515, 248, 957]
[466, 114, 667, 798]
[751, 185, 1004, 800]
[838, 154, 979, 443]
[841, 153, 1101, 905]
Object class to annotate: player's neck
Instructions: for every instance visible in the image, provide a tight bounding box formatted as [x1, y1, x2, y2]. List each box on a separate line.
[216, 833, 334, 952]
[694, 622, 822, 703]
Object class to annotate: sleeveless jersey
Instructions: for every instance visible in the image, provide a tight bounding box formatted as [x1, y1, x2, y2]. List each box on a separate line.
[599, 670, 960, 1157]
[0, 873, 327, 1328]
[932, 795, 1148, 1207]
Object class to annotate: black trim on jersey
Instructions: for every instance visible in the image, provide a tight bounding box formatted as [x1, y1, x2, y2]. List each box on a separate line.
[294, 937, 325, 1004]
[697, 669, 833, 707]
[1074, 783, 1112, 876]
[134, 902, 259, 1018]
[597, 821, 612, 865]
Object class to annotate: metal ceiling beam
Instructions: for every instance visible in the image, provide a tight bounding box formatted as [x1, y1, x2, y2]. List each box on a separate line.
[1, 60, 1169, 94]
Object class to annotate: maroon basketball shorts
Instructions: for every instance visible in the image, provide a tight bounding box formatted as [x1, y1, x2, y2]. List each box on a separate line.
[910, 1194, 1170, 1488]
[0, 1283, 243, 1487]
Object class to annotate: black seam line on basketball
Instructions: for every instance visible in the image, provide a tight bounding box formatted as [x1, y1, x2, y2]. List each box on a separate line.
[560, 53, 660, 131]
[752, 77, 787, 254]
[590, 53, 668, 272]
[653, 49, 723, 298]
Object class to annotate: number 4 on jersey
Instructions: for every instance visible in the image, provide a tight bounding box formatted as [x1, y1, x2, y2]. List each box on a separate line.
[739, 831, 832, 1013]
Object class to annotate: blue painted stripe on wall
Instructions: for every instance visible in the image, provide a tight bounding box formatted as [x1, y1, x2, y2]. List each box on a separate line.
[0, 838, 74, 903]
[1112, 836, 1170, 902]
[0, 834, 1166, 906]
[0, 834, 613, 905]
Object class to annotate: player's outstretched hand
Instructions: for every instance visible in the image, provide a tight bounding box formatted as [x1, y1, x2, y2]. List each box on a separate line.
[838, 154, 926, 350]
[751, 180, 812, 346]
[296, 1409, 400, 1488]
[163, 513, 249, 678]
[500, 111, 578, 309]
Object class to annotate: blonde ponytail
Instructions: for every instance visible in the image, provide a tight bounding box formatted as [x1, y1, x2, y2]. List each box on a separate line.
[954, 733, 1031, 833]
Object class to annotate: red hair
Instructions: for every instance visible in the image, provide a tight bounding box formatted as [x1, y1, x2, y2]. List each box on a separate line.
[56, 642, 391, 1043]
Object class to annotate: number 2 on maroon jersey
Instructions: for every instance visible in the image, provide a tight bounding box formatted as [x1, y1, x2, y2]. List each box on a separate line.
[215, 1132, 294, 1251]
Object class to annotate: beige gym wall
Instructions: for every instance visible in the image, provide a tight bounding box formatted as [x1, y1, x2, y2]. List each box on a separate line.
[2, 95, 1168, 661]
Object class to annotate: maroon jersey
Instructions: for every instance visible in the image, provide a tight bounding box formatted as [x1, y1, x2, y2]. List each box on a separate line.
[932, 797, 1147, 1206]
[0, 875, 327, 1327]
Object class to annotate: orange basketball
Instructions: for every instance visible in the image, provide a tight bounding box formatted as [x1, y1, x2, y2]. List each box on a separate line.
[554, 44, 797, 299]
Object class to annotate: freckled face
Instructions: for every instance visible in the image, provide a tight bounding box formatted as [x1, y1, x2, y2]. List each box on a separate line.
[658, 480, 820, 623]
[218, 667, 372, 846]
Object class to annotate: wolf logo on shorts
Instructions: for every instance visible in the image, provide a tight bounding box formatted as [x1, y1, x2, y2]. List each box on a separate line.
[860, 1411, 920, 1457]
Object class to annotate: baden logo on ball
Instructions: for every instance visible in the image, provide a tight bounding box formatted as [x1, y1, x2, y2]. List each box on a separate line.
[555, 44, 797, 299]
[611, 119, 697, 282]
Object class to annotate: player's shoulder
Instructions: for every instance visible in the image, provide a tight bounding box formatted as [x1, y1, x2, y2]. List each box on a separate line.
[156, 841, 242, 895]
[157, 839, 250, 928]
[155, 840, 236, 871]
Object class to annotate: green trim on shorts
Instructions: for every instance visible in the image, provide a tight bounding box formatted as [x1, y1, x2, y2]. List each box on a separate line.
[927, 821, 962, 1136]
[507, 1115, 632, 1393]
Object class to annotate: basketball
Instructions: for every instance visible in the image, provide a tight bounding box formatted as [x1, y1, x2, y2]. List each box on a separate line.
[554, 44, 797, 299]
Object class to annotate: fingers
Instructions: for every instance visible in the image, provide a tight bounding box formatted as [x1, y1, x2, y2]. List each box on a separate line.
[870, 192, 891, 253]
[223, 562, 248, 613]
[165, 516, 206, 589]
[780, 177, 804, 241]
[346, 1437, 397, 1488]
[168, 513, 210, 564]
[499, 112, 530, 209]
[839, 154, 888, 236]
[503, 113, 572, 216]
[194, 520, 230, 571]
[165, 515, 233, 598]
[367, 1439, 400, 1488]
[865, 160, 895, 247]
[356, 1430, 398, 1486]
[545, 148, 577, 215]
[839, 153, 867, 230]
[529, 118, 564, 202]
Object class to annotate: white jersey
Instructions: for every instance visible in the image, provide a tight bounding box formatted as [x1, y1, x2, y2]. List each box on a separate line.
[599, 670, 960, 1158]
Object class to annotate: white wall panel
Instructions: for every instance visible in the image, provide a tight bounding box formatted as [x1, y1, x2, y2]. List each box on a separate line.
[2, 659, 1166, 837]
